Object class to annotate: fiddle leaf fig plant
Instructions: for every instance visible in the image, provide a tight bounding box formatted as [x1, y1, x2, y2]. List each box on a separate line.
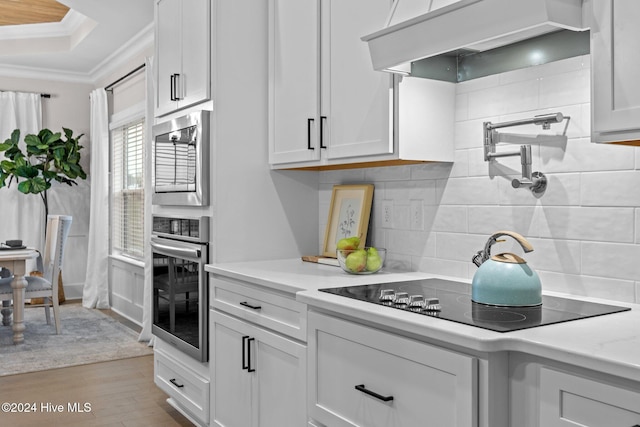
[0, 127, 87, 219]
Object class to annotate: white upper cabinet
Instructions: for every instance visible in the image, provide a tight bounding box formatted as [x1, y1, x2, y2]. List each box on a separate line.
[155, 0, 211, 117]
[591, 0, 640, 144]
[268, 0, 454, 169]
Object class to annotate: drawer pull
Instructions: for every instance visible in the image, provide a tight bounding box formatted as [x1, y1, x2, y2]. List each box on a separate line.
[355, 384, 394, 402]
[240, 301, 262, 310]
[169, 378, 184, 388]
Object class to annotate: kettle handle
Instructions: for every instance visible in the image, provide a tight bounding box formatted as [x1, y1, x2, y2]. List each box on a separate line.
[489, 230, 534, 253]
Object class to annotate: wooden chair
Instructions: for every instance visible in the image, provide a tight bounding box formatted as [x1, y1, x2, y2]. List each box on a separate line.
[0, 215, 72, 334]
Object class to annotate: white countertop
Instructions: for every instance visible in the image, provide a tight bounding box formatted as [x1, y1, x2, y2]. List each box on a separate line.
[206, 258, 640, 383]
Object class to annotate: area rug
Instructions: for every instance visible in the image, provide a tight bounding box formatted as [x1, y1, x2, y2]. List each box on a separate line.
[0, 304, 153, 376]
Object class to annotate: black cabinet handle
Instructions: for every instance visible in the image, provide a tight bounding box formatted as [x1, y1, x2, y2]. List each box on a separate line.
[172, 73, 181, 100]
[242, 335, 256, 373]
[247, 337, 255, 372]
[170, 74, 175, 101]
[320, 116, 327, 148]
[307, 118, 315, 150]
[242, 335, 249, 370]
[355, 384, 393, 402]
[169, 378, 184, 388]
[239, 301, 262, 310]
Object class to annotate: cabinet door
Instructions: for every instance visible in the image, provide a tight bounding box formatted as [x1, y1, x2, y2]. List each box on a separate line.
[321, 0, 395, 160]
[155, 0, 182, 115]
[308, 311, 477, 427]
[591, 0, 640, 144]
[539, 367, 640, 426]
[269, 0, 321, 165]
[212, 309, 307, 427]
[254, 317, 307, 427]
[211, 310, 252, 427]
[179, 0, 210, 110]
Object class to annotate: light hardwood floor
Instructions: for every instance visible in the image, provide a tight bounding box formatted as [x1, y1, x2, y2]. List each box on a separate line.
[0, 306, 193, 426]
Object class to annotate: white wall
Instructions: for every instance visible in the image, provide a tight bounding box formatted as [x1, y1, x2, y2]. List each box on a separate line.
[320, 55, 640, 304]
[212, 0, 319, 263]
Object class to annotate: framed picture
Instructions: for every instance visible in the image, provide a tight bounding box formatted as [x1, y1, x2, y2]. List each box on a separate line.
[322, 184, 374, 258]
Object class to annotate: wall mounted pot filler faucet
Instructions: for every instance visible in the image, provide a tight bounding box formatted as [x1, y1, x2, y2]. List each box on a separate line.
[483, 112, 568, 195]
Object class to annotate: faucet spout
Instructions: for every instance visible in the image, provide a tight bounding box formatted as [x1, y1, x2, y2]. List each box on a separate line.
[471, 230, 534, 267]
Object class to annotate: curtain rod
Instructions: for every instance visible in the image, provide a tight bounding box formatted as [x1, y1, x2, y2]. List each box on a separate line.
[1, 90, 51, 98]
[105, 63, 146, 91]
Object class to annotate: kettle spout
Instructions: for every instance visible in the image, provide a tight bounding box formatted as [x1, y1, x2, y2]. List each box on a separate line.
[472, 230, 534, 268]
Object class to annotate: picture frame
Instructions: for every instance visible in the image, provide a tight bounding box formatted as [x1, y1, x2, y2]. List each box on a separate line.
[322, 184, 374, 258]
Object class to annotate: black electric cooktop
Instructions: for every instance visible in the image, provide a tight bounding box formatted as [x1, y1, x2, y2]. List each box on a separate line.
[319, 278, 631, 332]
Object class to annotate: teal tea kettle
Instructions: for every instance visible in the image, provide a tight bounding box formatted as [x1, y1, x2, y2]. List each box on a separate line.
[471, 231, 542, 307]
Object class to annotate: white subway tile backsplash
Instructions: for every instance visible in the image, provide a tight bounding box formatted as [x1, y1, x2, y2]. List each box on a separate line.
[537, 271, 636, 302]
[435, 232, 487, 262]
[581, 170, 640, 206]
[433, 206, 468, 233]
[467, 206, 538, 237]
[539, 68, 590, 108]
[438, 176, 500, 205]
[524, 238, 581, 275]
[582, 242, 640, 282]
[538, 207, 634, 243]
[542, 137, 635, 174]
[318, 55, 640, 304]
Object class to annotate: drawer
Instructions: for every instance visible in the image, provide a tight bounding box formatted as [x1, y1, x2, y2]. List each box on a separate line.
[308, 311, 477, 427]
[210, 276, 306, 341]
[154, 348, 210, 423]
[540, 367, 640, 427]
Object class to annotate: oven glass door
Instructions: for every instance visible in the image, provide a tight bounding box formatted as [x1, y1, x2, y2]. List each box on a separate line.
[151, 237, 208, 361]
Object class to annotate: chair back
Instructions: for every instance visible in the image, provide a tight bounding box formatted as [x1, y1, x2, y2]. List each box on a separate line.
[42, 215, 72, 284]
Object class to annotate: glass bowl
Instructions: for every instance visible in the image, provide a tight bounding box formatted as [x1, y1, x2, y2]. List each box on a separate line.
[336, 247, 386, 274]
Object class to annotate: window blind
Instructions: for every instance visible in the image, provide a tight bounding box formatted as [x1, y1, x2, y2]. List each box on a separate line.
[111, 118, 145, 259]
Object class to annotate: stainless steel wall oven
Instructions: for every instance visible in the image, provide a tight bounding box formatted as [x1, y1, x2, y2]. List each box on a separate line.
[152, 110, 210, 206]
[151, 215, 209, 361]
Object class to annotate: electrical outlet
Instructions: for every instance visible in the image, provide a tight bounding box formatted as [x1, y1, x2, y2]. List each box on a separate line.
[382, 200, 393, 228]
[410, 199, 424, 231]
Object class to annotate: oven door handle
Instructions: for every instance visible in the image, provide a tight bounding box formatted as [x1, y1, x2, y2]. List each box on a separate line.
[150, 240, 201, 260]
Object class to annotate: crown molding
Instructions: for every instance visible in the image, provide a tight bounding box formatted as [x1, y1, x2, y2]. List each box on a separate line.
[90, 22, 154, 86]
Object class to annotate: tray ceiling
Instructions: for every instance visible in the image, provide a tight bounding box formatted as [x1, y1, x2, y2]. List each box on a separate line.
[0, 0, 69, 26]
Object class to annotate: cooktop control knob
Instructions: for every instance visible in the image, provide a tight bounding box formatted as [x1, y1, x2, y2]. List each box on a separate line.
[379, 289, 396, 302]
[423, 297, 441, 312]
[408, 295, 424, 308]
[394, 292, 409, 305]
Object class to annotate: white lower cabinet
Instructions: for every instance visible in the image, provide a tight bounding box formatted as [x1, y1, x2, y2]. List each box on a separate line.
[539, 367, 640, 427]
[308, 311, 478, 427]
[210, 309, 307, 427]
[154, 339, 210, 426]
[509, 353, 640, 427]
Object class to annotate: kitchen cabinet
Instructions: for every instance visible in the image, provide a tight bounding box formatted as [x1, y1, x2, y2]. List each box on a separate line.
[307, 310, 478, 427]
[154, 338, 210, 426]
[268, 0, 455, 169]
[209, 275, 308, 427]
[591, 0, 640, 145]
[155, 0, 210, 117]
[509, 352, 640, 427]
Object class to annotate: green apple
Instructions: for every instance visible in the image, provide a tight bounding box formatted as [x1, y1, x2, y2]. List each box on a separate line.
[345, 249, 367, 272]
[365, 247, 382, 272]
[336, 236, 361, 253]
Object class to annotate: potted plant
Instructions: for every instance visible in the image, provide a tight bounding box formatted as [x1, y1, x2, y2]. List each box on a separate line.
[0, 127, 87, 222]
[0, 128, 88, 304]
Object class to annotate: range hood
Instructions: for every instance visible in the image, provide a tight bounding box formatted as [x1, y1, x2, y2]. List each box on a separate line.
[361, 0, 587, 74]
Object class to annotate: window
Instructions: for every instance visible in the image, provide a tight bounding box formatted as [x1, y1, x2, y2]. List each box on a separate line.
[111, 118, 145, 259]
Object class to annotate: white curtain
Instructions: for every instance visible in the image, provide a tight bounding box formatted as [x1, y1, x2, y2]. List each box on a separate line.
[83, 88, 110, 309]
[139, 56, 154, 342]
[0, 92, 45, 253]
